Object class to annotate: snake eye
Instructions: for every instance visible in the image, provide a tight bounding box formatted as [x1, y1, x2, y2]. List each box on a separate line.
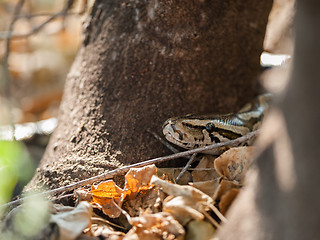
[205, 122, 215, 133]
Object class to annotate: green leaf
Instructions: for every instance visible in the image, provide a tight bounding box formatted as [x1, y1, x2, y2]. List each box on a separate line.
[0, 141, 34, 208]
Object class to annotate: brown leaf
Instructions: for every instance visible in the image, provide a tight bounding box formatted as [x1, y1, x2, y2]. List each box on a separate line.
[218, 188, 240, 215]
[190, 179, 220, 199]
[124, 165, 156, 199]
[192, 155, 220, 182]
[122, 187, 164, 217]
[213, 179, 241, 206]
[151, 176, 219, 227]
[157, 168, 192, 185]
[214, 146, 255, 182]
[90, 165, 157, 218]
[91, 180, 125, 218]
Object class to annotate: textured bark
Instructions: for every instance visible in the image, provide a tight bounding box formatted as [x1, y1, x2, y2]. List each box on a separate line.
[26, 0, 272, 190]
[216, 0, 320, 239]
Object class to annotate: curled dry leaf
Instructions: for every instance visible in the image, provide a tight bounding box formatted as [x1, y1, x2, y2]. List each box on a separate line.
[90, 165, 156, 218]
[124, 212, 185, 240]
[51, 201, 92, 240]
[151, 176, 218, 226]
[91, 180, 125, 218]
[90, 223, 125, 240]
[214, 146, 255, 182]
[151, 176, 213, 204]
[125, 164, 157, 199]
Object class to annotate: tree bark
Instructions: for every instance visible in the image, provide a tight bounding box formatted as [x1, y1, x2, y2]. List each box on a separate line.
[26, 0, 272, 190]
[216, 0, 320, 239]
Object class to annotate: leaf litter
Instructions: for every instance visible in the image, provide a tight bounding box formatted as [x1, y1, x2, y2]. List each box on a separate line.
[2, 146, 256, 239]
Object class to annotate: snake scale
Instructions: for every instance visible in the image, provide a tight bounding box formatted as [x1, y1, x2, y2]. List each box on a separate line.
[162, 94, 271, 155]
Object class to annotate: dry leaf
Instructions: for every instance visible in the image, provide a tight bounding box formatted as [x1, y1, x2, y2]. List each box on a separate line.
[75, 189, 93, 203]
[157, 168, 192, 184]
[90, 165, 157, 218]
[218, 188, 240, 215]
[151, 176, 213, 204]
[214, 146, 255, 182]
[51, 201, 92, 240]
[91, 180, 125, 218]
[151, 176, 217, 226]
[124, 165, 156, 199]
[124, 212, 185, 240]
[192, 155, 220, 182]
[164, 196, 204, 225]
[190, 179, 220, 199]
[213, 179, 241, 212]
[122, 187, 164, 217]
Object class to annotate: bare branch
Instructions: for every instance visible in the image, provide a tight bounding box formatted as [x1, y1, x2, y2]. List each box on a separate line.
[0, 130, 259, 209]
[1, 0, 26, 140]
[0, 0, 76, 40]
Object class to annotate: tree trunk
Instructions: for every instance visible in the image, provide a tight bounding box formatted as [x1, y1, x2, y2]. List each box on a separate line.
[216, 0, 320, 239]
[26, 0, 272, 190]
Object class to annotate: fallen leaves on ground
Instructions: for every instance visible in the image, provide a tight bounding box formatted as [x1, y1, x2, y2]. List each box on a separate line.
[90, 165, 156, 218]
[91, 180, 125, 218]
[81, 147, 254, 239]
[124, 212, 185, 240]
[2, 146, 256, 239]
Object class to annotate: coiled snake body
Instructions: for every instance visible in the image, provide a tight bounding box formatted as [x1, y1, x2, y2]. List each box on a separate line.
[162, 94, 271, 154]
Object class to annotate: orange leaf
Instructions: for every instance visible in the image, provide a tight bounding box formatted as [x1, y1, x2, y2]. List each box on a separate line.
[89, 165, 157, 217]
[125, 165, 156, 199]
[91, 180, 124, 218]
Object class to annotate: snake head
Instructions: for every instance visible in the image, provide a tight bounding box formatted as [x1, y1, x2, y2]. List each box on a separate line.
[162, 115, 218, 149]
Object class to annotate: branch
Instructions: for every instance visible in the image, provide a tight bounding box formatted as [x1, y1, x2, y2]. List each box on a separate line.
[0, 0, 75, 40]
[1, 130, 259, 208]
[176, 153, 198, 182]
[1, 0, 26, 140]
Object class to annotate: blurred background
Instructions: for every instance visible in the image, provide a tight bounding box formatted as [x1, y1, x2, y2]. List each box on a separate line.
[0, 0, 85, 204]
[0, 0, 83, 125]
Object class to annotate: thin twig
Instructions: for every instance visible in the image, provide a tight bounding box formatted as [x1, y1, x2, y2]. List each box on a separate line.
[1, 130, 259, 209]
[0, 0, 75, 40]
[202, 210, 220, 229]
[176, 153, 198, 182]
[16, 10, 83, 20]
[1, 0, 26, 140]
[206, 203, 228, 224]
